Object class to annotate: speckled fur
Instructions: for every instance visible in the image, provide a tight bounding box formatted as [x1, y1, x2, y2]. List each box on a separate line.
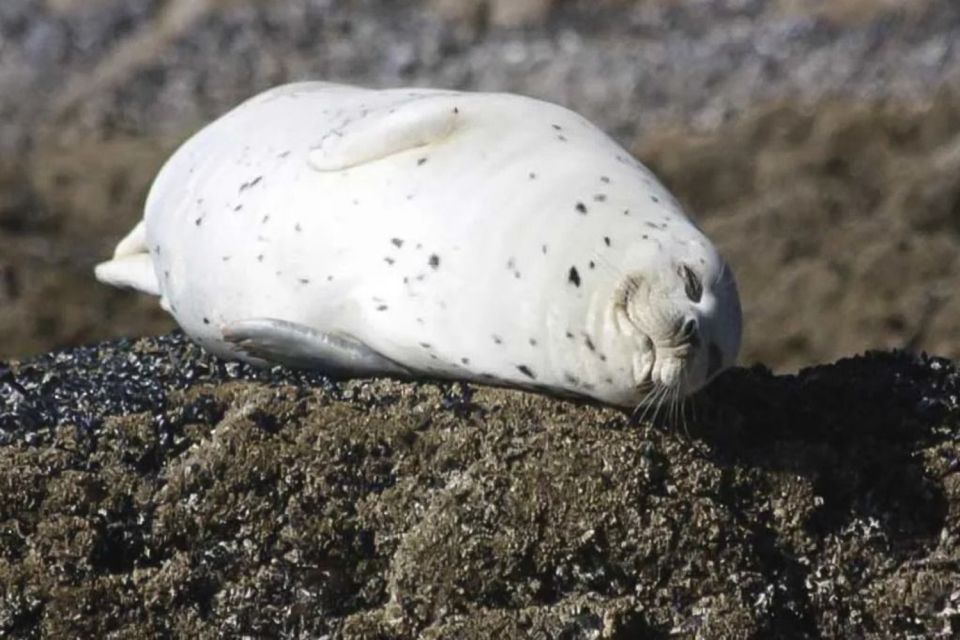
[96, 82, 742, 407]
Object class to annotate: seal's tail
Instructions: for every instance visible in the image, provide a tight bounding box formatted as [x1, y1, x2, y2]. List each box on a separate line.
[94, 221, 161, 296]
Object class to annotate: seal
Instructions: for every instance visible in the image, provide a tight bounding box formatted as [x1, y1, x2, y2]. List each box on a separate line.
[95, 81, 742, 408]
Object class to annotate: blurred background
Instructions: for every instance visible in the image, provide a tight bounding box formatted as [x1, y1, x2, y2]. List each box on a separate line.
[0, 0, 958, 372]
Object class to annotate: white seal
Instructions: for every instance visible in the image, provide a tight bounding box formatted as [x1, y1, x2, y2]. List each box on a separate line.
[95, 82, 742, 408]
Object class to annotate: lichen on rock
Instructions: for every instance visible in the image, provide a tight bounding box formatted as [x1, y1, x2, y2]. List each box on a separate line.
[0, 333, 958, 637]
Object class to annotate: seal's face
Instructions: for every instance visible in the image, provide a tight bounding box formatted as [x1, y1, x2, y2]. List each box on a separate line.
[615, 242, 742, 403]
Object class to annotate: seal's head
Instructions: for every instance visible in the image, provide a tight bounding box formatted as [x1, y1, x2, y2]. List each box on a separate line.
[613, 236, 742, 403]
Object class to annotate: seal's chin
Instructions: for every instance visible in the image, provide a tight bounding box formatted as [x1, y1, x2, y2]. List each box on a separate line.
[647, 347, 705, 396]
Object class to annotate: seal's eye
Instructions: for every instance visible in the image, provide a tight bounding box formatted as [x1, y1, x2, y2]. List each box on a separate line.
[680, 265, 702, 303]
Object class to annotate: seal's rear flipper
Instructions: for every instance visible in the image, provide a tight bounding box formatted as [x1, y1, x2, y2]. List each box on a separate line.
[222, 318, 412, 378]
[307, 95, 461, 171]
[112, 220, 149, 259]
[94, 220, 161, 296]
[94, 254, 160, 296]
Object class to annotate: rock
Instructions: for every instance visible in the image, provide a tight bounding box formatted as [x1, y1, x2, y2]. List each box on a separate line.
[0, 333, 958, 636]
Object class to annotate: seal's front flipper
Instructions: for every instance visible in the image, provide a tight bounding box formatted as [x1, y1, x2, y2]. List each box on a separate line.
[222, 318, 412, 378]
[307, 94, 461, 171]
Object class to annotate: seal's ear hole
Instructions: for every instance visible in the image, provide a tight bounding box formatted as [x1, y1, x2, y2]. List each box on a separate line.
[679, 264, 703, 303]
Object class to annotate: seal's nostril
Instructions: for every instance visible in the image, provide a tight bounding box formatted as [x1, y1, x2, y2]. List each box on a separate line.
[707, 342, 723, 379]
[681, 318, 700, 348]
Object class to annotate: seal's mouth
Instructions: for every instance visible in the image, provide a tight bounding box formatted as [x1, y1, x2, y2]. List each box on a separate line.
[635, 316, 722, 397]
[612, 265, 732, 402]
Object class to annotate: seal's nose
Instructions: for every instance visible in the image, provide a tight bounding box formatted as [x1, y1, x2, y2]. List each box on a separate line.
[679, 318, 700, 348]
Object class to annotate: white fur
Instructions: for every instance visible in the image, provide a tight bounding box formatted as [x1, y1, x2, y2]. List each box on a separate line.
[96, 82, 742, 407]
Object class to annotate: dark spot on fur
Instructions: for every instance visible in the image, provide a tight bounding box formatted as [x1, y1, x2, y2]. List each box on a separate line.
[261, 215, 270, 224]
[600, 176, 610, 183]
[492, 335, 503, 345]
[234, 204, 243, 212]
[568, 267, 581, 287]
[552, 124, 562, 131]
[239, 176, 263, 192]
[529, 172, 537, 179]
[516, 365, 537, 380]
[461, 357, 470, 365]
[295, 223, 302, 232]
[529, 338, 538, 346]
[299, 278, 310, 285]
[623, 209, 630, 216]
[453, 107, 460, 114]
[384, 257, 395, 265]
[376, 304, 388, 311]
[604, 236, 611, 247]
[584, 335, 596, 351]
[391, 238, 404, 248]
[594, 194, 607, 202]
[278, 151, 291, 158]
[419, 342, 432, 349]
[564, 372, 579, 385]
[417, 157, 428, 166]
[222, 256, 231, 262]
[542, 244, 548, 254]
[575, 202, 587, 214]
[557, 135, 568, 142]
[195, 217, 203, 226]
[589, 261, 595, 269]
[257, 254, 264, 262]
[650, 195, 660, 203]
[202, 317, 210, 325]
[566, 331, 575, 339]
[428, 254, 440, 269]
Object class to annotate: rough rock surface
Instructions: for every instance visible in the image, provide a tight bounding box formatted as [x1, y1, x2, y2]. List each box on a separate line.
[1, 333, 959, 637]
[1, 0, 960, 369]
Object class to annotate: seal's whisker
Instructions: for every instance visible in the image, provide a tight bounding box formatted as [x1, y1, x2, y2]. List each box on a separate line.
[676, 384, 689, 440]
[637, 381, 664, 427]
[650, 382, 670, 428]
